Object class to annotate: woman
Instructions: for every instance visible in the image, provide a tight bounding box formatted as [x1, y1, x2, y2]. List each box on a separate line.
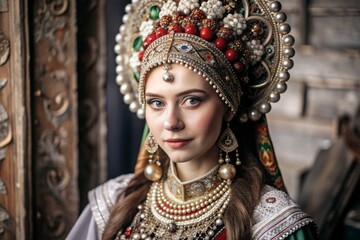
[68, 0, 317, 239]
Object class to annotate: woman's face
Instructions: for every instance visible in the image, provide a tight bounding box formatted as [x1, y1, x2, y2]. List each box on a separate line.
[145, 64, 228, 166]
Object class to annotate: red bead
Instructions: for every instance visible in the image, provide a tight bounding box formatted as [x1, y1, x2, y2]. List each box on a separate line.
[234, 61, 245, 73]
[169, 23, 183, 33]
[138, 51, 144, 61]
[156, 28, 168, 38]
[200, 27, 214, 41]
[142, 39, 150, 49]
[185, 24, 198, 35]
[147, 32, 157, 42]
[153, 22, 161, 29]
[125, 227, 132, 236]
[214, 37, 227, 50]
[225, 48, 238, 61]
[143, 32, 157, 49]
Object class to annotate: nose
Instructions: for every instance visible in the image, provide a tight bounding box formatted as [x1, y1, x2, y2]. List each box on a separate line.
[163, 106, 184, 131]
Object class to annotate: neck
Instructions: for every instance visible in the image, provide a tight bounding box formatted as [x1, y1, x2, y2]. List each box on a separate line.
[172, 157, 218, 182]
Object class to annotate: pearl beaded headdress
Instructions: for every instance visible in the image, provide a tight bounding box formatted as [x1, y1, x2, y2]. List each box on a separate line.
[115, 0, 295, 122]
[139, 32, 241, 114]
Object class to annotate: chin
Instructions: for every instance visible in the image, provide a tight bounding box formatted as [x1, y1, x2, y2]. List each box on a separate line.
[168, 157, 191, 164]
[165, 153, 193, 164]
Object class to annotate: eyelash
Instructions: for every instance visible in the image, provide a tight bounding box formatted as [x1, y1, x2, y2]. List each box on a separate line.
[145, 96, 204, 109]
[146, 99, 164, 109]
[182, 96, 202, 107]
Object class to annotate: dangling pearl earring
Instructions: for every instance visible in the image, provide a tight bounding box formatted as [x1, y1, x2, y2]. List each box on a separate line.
[217, 122, 241, 180]
[144, 132, 162, 181]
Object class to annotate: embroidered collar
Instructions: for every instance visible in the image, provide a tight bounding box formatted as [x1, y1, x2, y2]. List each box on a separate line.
[165, 161, 222, 202]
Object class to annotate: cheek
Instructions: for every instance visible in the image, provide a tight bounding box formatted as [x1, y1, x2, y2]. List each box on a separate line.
[192, 107, 224, 139]
[145, 111, 161, 136]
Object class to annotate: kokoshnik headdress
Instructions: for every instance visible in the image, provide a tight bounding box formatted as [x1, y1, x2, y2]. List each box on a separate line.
[115, 0, 295, 190]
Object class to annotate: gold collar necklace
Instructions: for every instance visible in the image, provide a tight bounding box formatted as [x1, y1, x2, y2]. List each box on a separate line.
[165, 161, 222, 202]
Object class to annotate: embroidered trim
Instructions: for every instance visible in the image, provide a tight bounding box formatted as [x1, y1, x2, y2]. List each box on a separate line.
[252, 186, 314, 240]
[88, 174, 133, 232]
[87, 177, 314, 239]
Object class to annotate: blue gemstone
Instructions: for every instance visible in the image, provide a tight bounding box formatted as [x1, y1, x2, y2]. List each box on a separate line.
[176, 43, 192, 52]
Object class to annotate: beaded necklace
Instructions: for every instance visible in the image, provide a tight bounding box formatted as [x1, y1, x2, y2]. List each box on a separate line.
[115, 165, 231, 240]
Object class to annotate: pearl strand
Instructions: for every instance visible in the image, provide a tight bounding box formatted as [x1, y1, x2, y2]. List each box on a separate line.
[155, 180, 229, 218]
[118, 180, 232, 239]
[160, 179, 229, 209]
[151, 182, 231, 226]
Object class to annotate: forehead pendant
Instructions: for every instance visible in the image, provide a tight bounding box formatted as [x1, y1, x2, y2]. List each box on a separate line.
[162, 64, 174, 82]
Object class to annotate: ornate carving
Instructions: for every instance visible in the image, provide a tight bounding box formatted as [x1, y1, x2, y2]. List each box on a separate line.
[0, 30, 10, 66]
[0, 148, 7, 195]
[0, 79, 10, 196]
[35, 128, 75, 239]
[36, 0, 68, 16]
[0, 0, 8, 12]
[48, 0, 68, 16]
[34, 7, 66, 42]
[0, 205, 9, 234]
[0, 103, 10, 196]
[32, 0, 78, 238]
[44, 92, 70, 118]
[0, 79, 7, 90]
[39, 71, 71, 127]
[0, 180, 6, 195]
[38, 130, 71, 190]
[0, 105, 11, 148]
[0, 110, 9, 231]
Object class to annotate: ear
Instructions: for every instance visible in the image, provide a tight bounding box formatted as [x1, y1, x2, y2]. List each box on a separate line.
[223, 109, 234, 122]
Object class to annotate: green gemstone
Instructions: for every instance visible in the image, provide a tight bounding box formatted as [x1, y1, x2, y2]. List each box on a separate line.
[133, 36, 143, 52]
[262, 142, 271, 151]
[149, 6, 160, 20]
[133, 71, 139, 82]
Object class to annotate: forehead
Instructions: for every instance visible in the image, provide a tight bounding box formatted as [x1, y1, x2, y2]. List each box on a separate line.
[145, 64, 212, 92]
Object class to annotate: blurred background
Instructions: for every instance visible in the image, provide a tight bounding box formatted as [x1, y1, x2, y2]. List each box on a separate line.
[0, 0, 359, 239]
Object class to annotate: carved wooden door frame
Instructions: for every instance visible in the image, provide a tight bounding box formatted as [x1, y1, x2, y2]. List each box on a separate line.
[0, 0, 31, 239]
[0, 0, 107, 239]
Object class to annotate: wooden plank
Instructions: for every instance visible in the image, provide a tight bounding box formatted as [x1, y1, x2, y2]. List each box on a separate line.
[292, 47, 360, 85]
[309, 15, 360, 48]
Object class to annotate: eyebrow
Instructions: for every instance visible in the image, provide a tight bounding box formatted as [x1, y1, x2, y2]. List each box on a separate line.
[145, 89, 208, 98]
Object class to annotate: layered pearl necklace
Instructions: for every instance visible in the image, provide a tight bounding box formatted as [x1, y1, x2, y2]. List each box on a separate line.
[116, 165, 232, 240]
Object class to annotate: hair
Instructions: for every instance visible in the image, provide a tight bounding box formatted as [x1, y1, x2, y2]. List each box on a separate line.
[102, 119, 265, 240]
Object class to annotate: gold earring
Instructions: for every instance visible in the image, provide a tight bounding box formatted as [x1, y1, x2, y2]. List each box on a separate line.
[144, 132, 162, 181]
[217, 123, 240, 180]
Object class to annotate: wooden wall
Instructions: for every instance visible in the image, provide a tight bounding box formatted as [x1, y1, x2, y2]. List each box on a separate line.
[268, 0, 360, 199]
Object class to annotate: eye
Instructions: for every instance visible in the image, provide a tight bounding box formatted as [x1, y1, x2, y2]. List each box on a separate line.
[182, 96, 202, 107]
[146, 99, 165, 109]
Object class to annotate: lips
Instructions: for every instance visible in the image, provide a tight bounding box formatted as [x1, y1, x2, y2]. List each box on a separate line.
[164, 139, 191, 149]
